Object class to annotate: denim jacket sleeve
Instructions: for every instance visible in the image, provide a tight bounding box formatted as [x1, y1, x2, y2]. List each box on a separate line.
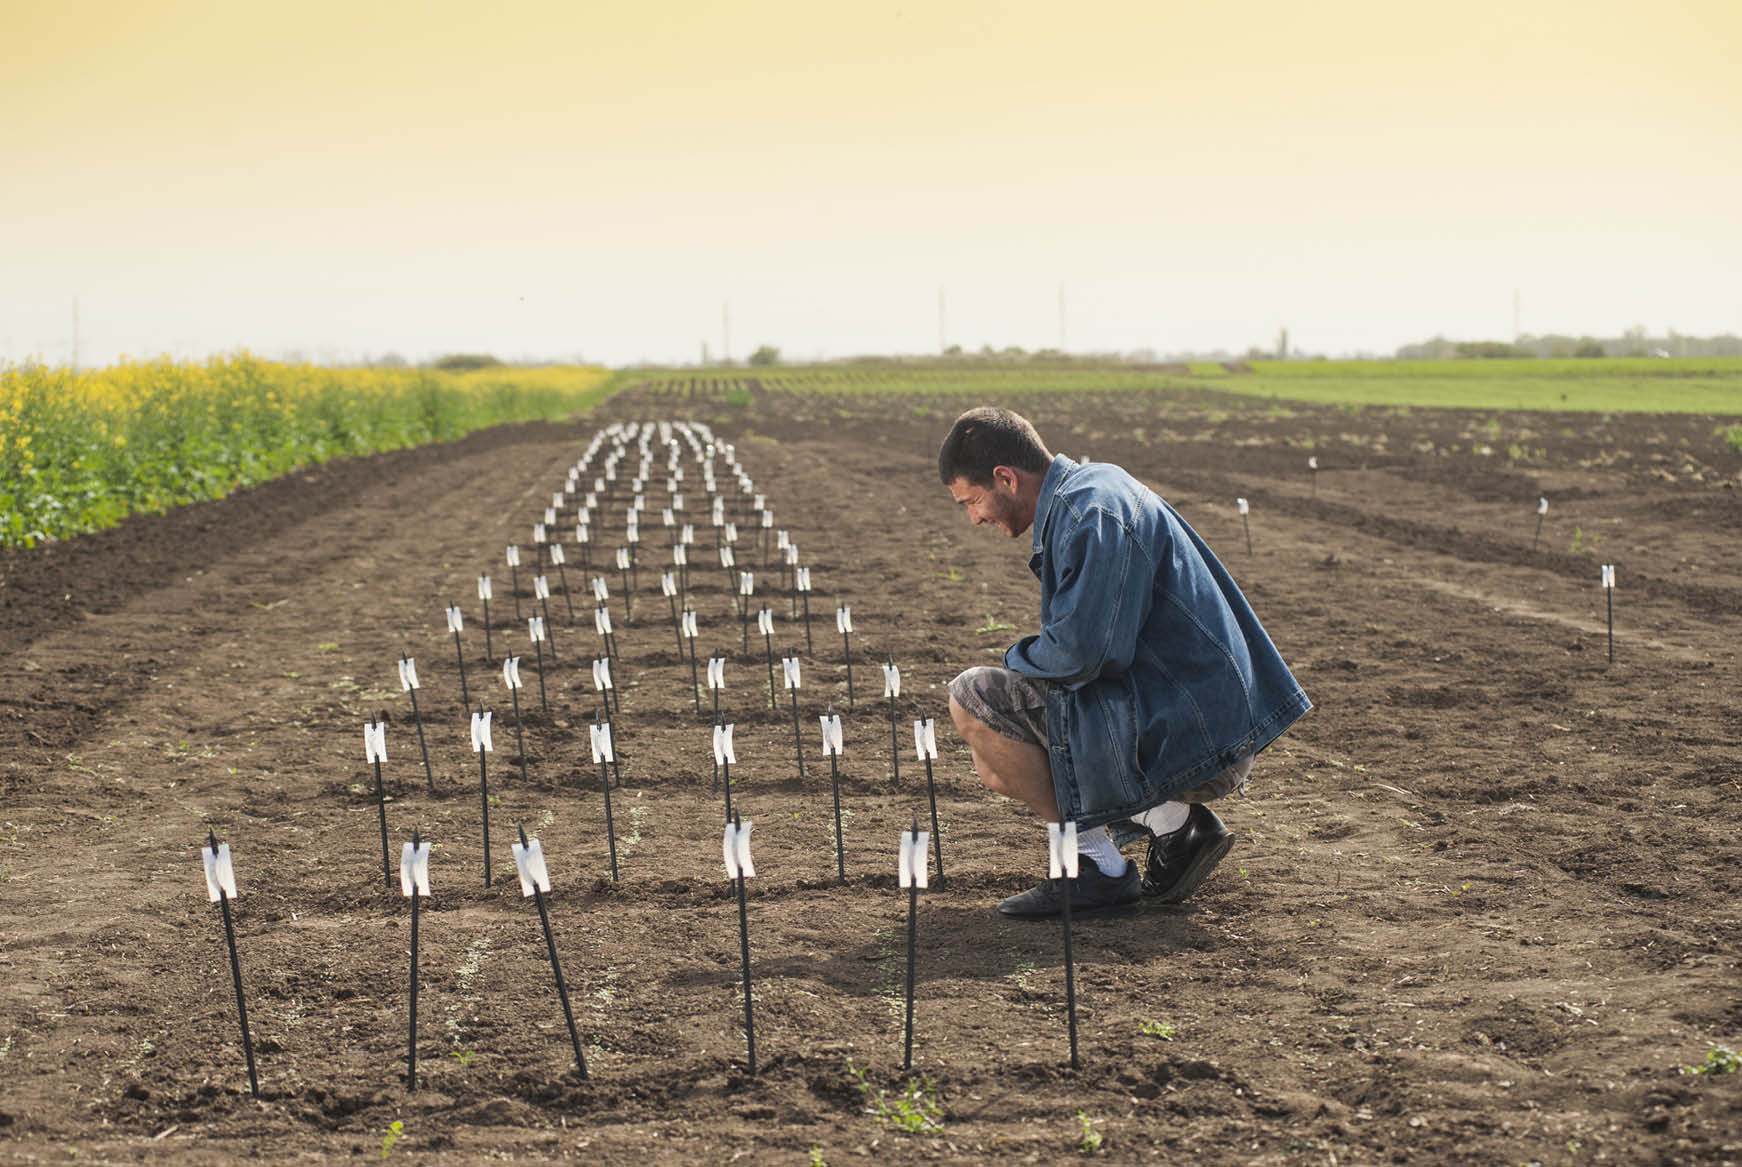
[1004, 503, 1153, 690]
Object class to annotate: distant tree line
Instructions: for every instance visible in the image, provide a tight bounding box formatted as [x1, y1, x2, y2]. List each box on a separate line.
[1396, 329, 1742, 359]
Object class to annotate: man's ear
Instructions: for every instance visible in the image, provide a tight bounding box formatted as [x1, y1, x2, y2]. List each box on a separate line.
[992, 465, 1017, 491]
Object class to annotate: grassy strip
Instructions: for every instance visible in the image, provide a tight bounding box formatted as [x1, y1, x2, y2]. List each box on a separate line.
[0, 356, 619, 547]
[642, 358, 1742, 416]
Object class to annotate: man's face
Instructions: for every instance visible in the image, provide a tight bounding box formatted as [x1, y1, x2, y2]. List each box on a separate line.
[948, 469, 1032, 538]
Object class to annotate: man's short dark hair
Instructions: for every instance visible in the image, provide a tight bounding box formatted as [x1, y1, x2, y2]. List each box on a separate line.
[937, 407, 1052, 487]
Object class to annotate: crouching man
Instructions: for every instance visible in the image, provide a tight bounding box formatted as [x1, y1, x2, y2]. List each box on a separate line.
[939, 407, 1310, 917]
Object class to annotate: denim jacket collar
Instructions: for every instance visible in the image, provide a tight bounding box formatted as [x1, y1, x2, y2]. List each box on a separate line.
[1028, 453, 1077, 572]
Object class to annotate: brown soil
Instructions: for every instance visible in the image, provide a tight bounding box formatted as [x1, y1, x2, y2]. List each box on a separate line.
[2, 383, 1738, 1165]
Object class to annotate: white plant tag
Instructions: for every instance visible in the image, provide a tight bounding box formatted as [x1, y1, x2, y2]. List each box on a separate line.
[202, 841, 239, 902]
[592, 657, 614, 691]
[707, 656, 725, 689]
[673, 545, 688, 567]
[1538, 497, 1549, 515]
[616, 547, 632, 571]
[836, 606, 853, 635]
[757, 608, 774, 636]
[589, 721, 615, 764]
[592, 577, 609, 602]
[364, 719, 387, 764]
[446, 604, 464, 633]
[470, 709, 493, 753]
[478, 575, 493, 601]
[534, 522, 547, 544]
[398, 657, 420, 691]
[900, 829, 930, 890]
[595, 606, 613, 636]
[672, 492, 684, 510]
[503, 656, 524, 689]
[753, 493, 765, 511]
[662, 507, 675, 526]
[543, 507, 556, 527]
[1601, 564, 1615, 589]
[776, 529, 789, 550]
[882, 662, 901, 698]
[533, 575, 550, 600]
[1308, 455, 1319, 471]
[681, 523, 695, 545]
[661, 571, 677, 597]
[549, 544, 566, 566]
[712, 497, 726, 521]
[713, 722, 736, 765]
[1237, 498, 1249, 516]
[785, 544, 799, 565]
[552, 491, 565, 511]
[796, 566, 811, 592]
[512, 837, 552, 897]
[820, 714, 843, 756]
[722, 819, 755, 880]
[740, 571, 754, 596]
[721, 547, 736, 569]
[506, 545, 521, 568]
[914, 718, 937, 760]
[782, 655, 801, 689]
[1047, 821, 1080, 880]
[761, 510, 774, 528]
[400, 841, 431, 898]
[681, 609, 699, 639]
[529, 616, 547, 643]
[576, 523, 590, 544]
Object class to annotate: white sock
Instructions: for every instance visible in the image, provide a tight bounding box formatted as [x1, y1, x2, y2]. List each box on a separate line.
[1074, 826, 1129, 876]
[1136, 801, 1190, 836]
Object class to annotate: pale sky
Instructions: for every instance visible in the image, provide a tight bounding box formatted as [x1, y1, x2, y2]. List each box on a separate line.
[4, 0, 1739, 367]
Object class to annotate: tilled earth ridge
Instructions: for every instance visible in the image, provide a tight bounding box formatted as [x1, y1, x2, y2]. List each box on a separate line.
[0, 383, 1738, 1165]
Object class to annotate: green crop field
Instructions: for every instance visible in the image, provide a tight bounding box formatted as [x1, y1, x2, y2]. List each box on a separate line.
[639, 358, 1742, 416]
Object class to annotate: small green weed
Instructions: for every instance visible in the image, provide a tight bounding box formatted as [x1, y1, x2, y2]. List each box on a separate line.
[450, 1048, 475, 1067]
[848, 1060, 943, 1133]
[723, 388, 752, 408]
[1721, 424, 1742, 453]
[935, 565, 965, 583]
[808, 1148, 828, 1167]
[1076, 1109, 1104, 1154]
[318, 641, 340, 652]
[380, 1119, 403, 1159]
[1138, 1019, 1175, 1040]
[974, 614, 1014, 635]
[1682, 1044, 1740, 1075]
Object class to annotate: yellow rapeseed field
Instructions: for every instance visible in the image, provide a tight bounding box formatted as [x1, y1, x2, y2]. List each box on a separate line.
[0, 355, 615, 546]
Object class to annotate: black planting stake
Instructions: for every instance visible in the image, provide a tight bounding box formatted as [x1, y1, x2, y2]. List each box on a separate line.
[481, 591, 495, 664]
[1603, 563, 1616, 664]
[448, 604, 471, 710]
[505, 659, 531, 785]
[400, 653, 436, 795]
[1239, 499, 1253, 556]
[838, 608, 855, 711]
[203, 828, 260, 1098]
[1053, 824, 1082, 1070]
[917, 719, 946, 888]
[727, 811, 757, 1076]
[740, 575, 752, 653]
[884, 662, 902, 787]
[516, 824, 588, 1079]
[1532, 498, 1547, 553]
[508, 548, 523, 625]
[593, 715, 620, 882]
[404, 826, 426, 1091]
[761, 609, 778, 712]
[617, 551, 633, 624]
[537, 586, 559, 661]
[368, 713, 392, 890]
[823, 713, 846, 883]
[684, 609, 702, 715]
[785, 654, 805, 781]
[902, 812, 921, 1073]
[665, 576, 683, 656]
[797, 571, 813, 653]
[553, 550, 576, 623]
[531, 623, 550, 713]
[473, 704, 494, 887]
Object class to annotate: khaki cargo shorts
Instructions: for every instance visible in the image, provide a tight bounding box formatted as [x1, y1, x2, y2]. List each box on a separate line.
[947, 665, 1249, 803]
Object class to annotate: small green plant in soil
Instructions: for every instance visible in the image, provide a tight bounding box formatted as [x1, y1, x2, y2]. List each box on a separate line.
[848, 1060, 943, 1133]
[935, 565, 965, 582]
[1721, 424, 1742, 453]
[380, 1119, 404, 1159]
[1139, 1019, 1176, 1040]
[1682, 1043, 1740, 1075]
[975, 614, 1014, 635]
[1076, 1109, 1104, 1154]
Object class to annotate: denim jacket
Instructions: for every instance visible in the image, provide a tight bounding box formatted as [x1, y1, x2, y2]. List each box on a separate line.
[1005, 455, 1310, 829]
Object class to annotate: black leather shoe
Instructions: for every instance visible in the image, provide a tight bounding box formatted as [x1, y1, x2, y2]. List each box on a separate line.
[997, 856, 1141, 919]
[1142, 803, 1234, 903]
